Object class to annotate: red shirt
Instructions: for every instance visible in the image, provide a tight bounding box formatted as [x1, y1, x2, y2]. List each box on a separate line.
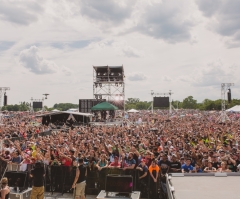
[62, 158, 72, 166]
[110, 162, 120, 167]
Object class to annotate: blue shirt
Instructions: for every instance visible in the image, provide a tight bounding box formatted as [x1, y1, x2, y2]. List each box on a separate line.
[181, 164, 193, 173]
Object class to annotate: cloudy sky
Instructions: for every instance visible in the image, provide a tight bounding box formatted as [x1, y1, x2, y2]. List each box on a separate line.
[1, 0, 240, 107]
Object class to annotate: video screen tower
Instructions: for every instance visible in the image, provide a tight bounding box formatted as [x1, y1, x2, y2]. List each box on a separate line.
[93, 66, 125, 110]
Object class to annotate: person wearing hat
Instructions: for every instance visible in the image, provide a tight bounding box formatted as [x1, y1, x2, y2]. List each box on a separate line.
[136, 159, 148, 180]
[136, 159, 148, 192]
[0, 178, 10, 199]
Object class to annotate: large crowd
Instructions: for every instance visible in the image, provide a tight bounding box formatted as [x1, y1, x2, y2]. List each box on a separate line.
[0, 110, 240, 197]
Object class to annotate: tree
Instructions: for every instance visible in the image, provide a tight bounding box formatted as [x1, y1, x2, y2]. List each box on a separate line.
[182, 96, 197, 109]
[53, 103, 78, 111]
[126, 98, 140, 104]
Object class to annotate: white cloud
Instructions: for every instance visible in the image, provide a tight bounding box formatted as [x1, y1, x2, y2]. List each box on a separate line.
[196, 0, 240, 48]
[162, 76, 172, 82]
[88, 39, 143, 57]
[128, 72, 147, 81]
[79, 0, 135, 25]
[19, 46, 71, 75]
[134, 0, 196, 43]
[0, 0, 43, 25]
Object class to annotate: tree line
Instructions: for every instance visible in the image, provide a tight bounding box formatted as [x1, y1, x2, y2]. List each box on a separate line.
[2, 97, 240, 111]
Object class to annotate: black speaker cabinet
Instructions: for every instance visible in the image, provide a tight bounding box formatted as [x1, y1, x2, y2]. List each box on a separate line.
[4, 171, 28, 192]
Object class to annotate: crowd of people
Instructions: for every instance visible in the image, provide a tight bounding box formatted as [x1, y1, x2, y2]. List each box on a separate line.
[0, 110, 240, 198]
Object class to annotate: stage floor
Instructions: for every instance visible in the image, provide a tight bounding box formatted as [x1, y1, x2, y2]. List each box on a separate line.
[171, 176, 240, 199]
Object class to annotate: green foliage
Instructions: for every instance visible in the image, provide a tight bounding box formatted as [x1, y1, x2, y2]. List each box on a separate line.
[2, 101, 29, 111]
[53, 103, 78, 111]
[182, 96, 198, 109]
[125, 98, 151, 110]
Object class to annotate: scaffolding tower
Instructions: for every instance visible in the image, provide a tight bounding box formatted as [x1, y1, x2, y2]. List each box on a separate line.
[217, 83, 234, 123]
[93, 66, 125, 110]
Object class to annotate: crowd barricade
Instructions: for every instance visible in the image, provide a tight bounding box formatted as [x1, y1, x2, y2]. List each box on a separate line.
[2, 163, 163, 198]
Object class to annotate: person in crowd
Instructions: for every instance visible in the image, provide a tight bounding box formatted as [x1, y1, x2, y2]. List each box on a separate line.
[0, 178, 10, 199]
[217, 161, 231, 173]
[149, 160, 160, 199]
[169, 154, 181, 173]
[108, 156, 121, 168]
[181, 158, 193, 173]
[124, 152, 136, 170]
[193, 163, 203, 173]
[96, 154, 108, 171]
[204, 161, 217, 172]
[136, 159, 148, 182]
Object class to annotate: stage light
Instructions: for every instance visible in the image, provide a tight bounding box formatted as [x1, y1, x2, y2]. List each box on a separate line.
[111, 72, 114, 76]
[99, 83, 102, 88]
[95, 83, 98, 88]
[99, 95, 102, 99]
[115, 83, 118, 87]
[119, 83, 122, 87]
[97, 73, 101, 76]
[95, 95, 98, 99]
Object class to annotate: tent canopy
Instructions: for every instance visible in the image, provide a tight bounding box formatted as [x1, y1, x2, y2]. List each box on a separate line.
[127, 109, 139, 113]
[52, 109, 60, 112]
[91, 102, 118, 111]
[226, 105, 240, 112]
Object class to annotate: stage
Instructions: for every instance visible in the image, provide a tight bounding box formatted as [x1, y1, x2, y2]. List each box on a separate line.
[166, 173, 240, 199]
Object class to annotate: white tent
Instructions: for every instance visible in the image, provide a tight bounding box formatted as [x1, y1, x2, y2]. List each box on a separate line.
[51, 109, 60, 112]
[226, 105, 240, 112]
[127, 109, 139, 113]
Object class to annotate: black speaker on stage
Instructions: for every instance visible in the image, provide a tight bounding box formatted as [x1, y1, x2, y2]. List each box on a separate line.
[4, 171, 28, 192]
[105, 175, 133, 193]
[4, 94, 7, 106]
[227, 89, 231, 103]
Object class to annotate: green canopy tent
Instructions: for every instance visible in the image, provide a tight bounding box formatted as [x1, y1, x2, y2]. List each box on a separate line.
[91, 102, 118, 111]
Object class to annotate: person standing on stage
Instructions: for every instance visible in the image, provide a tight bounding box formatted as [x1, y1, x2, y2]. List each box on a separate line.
[30, 161, 45, 199]
[72, 158, 87, 199]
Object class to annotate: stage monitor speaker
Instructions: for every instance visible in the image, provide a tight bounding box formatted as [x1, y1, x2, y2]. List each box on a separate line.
[4, 95, 7, 106]
[227, 89, 231, 103]
[33, 101, 43, 109]
[4, 171, 28, 190]
[153, 97, 169, 108]
[105, 175, 133, 193]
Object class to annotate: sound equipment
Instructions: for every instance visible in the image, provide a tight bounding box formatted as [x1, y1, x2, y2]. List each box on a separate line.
[33, 102, 43, 109]
[105, 175, 133, 194]
[4, 94, 7, 106]
[153, 97, 169, 108]
[4, 171, 28, 191]
[79, 99, 106, 113]
[227, 89, 231, 103]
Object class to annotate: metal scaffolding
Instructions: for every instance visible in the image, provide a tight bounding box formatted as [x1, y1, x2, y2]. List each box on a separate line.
[217, 83, 234, 123]
[93, 66, 125, 111]
[0, 87, 10, 111]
